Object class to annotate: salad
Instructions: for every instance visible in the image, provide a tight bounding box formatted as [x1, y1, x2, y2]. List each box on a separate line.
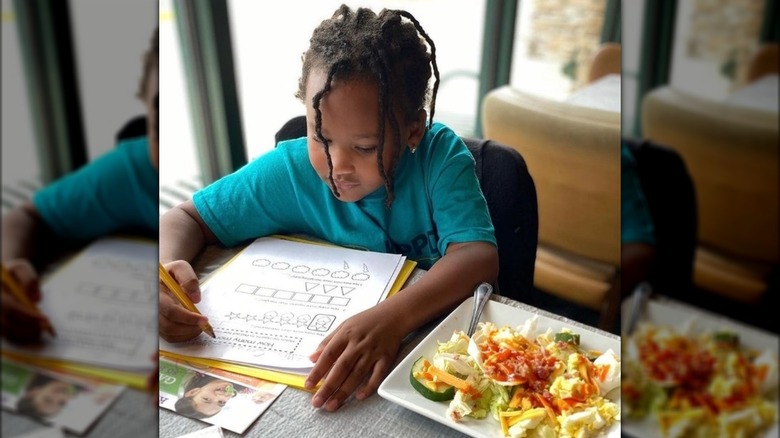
[622, 322, 778, 437]
[409, 317, 620, 437]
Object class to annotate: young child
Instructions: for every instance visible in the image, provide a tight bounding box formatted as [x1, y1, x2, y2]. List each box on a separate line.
[0, 27, 159, 345]
[159, 6, 498, 412]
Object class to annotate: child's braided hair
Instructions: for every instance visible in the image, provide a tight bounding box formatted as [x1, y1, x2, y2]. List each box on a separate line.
[296, 5, 440, 207]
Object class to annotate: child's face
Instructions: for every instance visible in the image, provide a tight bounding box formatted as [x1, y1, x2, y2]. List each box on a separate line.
[304, 69, 423, 203]
[27, 380, 74, 417]
[184, 379, 235, 417]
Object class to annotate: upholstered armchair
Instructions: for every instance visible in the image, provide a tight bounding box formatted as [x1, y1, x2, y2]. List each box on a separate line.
[482, 86, 621, 330]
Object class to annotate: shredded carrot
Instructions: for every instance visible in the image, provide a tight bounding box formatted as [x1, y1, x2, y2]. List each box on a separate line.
[755, 364, 769, 382]
[535, 393, 558, 424]
[597, 364, 610, 382]
[428, 365, 473, 393]
[508, 387, 524, 408]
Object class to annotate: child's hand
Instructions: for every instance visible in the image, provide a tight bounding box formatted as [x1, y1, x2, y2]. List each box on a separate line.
[305, 305, 403, 411]
[0, 259, 49, 344]
[146, 351, 159, 405]
[158, 260, 207, 342]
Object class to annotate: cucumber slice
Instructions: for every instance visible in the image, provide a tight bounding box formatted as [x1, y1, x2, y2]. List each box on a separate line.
[554, 332, 581, 345]
[410, 356, 456, 402]
[713, 331, 739, 346]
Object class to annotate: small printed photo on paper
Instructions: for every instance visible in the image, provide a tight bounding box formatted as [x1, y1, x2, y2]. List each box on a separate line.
[1, 358, 124, 434]
[158, 358, 285, 434]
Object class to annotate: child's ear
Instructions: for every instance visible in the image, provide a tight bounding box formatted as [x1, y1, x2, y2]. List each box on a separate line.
[406, 110, 427, 149]
[184, 388, 201, 397]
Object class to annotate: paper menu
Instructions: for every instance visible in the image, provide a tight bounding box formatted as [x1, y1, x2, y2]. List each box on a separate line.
[2, 237, 158, 372]
[160, 237, 407, 373]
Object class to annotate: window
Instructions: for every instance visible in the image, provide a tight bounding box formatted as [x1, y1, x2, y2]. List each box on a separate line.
[1, 0, 38, 190]
[69, 0, 156, 160]
[510, 0, 608, 100]
[227, 0, 487, 161]
[670, 0, 766, 100]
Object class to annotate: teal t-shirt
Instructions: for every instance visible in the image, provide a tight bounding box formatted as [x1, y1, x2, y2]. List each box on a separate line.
[621, 143, 655, 245]
[193, 123, 496, 270]
[33, 137, 158, 240]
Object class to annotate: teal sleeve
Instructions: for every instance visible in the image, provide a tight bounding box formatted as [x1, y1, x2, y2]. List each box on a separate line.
[33, 138, 159, 240]
[621, 143, 655, 245]
[192, 146, 305, 247]
[427, 125, 496, 254]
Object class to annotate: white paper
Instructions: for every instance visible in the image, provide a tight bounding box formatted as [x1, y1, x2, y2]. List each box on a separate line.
[3, 238, 158, 371]
[160, 237, 405, 372]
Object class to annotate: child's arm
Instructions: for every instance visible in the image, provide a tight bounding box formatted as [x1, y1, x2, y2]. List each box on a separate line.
[305, 240, 498, 411]
[1, 203, 52, 344]
[159, 200, 219, 342]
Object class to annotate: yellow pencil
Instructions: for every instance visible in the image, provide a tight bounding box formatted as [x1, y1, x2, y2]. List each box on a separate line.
[158, 262, 216, 338]
[1, 264, 56, 337]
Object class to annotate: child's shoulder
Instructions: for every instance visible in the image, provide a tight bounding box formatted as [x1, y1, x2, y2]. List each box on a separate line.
[113, 136, 151, 163]
[423, 122, 468, 154]
[274, 136, 308, 153]
[251, 137, 309, 162]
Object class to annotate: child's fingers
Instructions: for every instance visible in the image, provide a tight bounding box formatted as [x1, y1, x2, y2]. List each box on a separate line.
[159, 292, 208, 342]
[305, 335, 347, 392]
[0, 292, 47, 344]
[355, 357, 391, 401]
[319, 353, 374, 412]
[4, 259, 42, 302]
[308, 331, 336, 363]
[146, 365, 159, 394]
[164, 260, 202, 303]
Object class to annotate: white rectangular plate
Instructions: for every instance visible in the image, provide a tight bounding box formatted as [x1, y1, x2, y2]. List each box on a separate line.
[378, 297, 621, 438]
[621, 297, 779, 438]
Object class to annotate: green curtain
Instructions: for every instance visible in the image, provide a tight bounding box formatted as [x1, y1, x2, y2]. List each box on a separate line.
[476, 0, 518, 138]
[601, 0, 621, 43]
[760, 0, 778, 42]
[174, 0, 246, 183]
[633, 0, 677, 138]
[13, 0, 87, 182]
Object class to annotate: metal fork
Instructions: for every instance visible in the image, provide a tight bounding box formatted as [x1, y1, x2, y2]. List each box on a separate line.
[467, 282, 494, 336]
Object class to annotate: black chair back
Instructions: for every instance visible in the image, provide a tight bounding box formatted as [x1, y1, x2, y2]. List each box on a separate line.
[116, 115, 147, 144]
[625, 138, 697, 295]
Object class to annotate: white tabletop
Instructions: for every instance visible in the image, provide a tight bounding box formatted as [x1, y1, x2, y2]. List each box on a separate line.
[158, 245, 619, 438]
[726, 74, 779, 113]
[564, 74, 621, 113]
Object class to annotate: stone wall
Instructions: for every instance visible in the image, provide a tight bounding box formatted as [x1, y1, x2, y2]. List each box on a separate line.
[527, 0, 607, 87]
[686, 0, 765, 84]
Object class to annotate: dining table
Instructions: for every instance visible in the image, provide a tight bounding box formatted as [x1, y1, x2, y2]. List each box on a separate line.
[1, 238, 158, 438]
[158, 244, 621, 438]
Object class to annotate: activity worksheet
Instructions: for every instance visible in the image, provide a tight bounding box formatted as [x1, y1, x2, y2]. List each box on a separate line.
[160, 237, 406, 373]
[3, 237, 158, 371]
